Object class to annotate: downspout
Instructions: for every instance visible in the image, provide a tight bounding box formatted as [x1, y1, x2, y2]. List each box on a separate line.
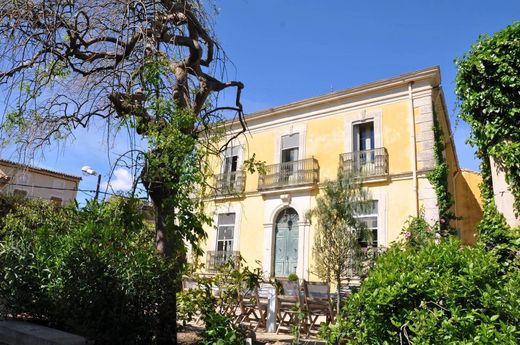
[408, 82, 419, 216]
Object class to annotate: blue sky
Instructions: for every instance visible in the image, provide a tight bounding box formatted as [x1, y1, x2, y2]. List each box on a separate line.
[1, 0, 519, 202]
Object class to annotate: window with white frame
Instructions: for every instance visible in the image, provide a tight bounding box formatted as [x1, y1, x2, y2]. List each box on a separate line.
[355, 200, 378, 247]
[216, 213, 235, 253]
[353, 122, 374, 152]
[280, 133, 299, 181]
[220, 146, 240, 192]
[223, 146, 239, 174]
[281, 133, 299, 163]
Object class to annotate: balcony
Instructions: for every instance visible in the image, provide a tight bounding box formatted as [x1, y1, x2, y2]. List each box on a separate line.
[340, 147, 388, 178]
[206, 251, 241, 272]
[258, 158, 319, 191]
[213, 171, 246, 196]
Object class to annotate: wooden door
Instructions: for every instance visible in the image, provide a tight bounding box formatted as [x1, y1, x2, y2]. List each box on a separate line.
[274, 208, 299, 277]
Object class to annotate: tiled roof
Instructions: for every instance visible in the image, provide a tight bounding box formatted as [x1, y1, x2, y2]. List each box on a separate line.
[0, 159, 81, 181]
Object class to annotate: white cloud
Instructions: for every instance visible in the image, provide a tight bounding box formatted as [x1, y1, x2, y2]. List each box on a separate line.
[103, 168, 134, 192]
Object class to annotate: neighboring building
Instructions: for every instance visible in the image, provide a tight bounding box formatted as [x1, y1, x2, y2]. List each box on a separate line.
[203, 66, 483, 280]
[0, 159, 81, 205]
[489, 156, 520, 227]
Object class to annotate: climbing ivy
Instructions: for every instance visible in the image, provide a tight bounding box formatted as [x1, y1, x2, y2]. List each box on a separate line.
[474, 150, 511, 249]
[455, 22, 520, 217]
[427, 103, 456, 237]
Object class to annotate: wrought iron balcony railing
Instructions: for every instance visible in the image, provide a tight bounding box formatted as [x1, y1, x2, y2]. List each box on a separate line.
[258, 158, 319, 191]
[213, 171, 246, 196]
[206, 251, 241, 272]
[340, 147, 389, 178]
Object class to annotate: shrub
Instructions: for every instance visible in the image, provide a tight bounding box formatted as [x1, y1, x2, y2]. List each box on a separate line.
[399, 212, 438, 250]
[177, 258, 259, 344]
[287, 273, 299, 282]
[199, 310, 245, 345]
[0, 197, 176, 344]
[321, 239, 520, 344]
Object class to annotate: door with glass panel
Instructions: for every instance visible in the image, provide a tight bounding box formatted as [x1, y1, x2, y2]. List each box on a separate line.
[223, 146, 239, 192]
[353, 122, 375, 173]
[280, 133, 299, 185]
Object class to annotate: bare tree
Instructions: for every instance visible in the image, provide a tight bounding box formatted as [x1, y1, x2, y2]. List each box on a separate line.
[0, 1, 246, 343]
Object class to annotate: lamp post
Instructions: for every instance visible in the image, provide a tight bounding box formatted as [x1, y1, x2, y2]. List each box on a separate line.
[81, 166, 102, 201]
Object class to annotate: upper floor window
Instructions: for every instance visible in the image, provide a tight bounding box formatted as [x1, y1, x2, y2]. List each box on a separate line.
[353, 122, 374, 152]
[281, 133, 299, 163]
[223, 146, 239, 173]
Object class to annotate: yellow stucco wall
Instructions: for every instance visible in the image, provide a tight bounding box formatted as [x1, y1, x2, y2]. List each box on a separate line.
[306, 114, 345, 181]
[383, 103, 413, 174]
[202, 98, 429, 278]
[201, 69, 482, 280]
[455, 170, 483, 245]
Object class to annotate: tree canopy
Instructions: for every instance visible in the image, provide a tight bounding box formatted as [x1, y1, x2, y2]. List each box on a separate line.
[0, 1, 248, 343]
[455, 22, 520, 215]
[306, 170, 375, 312]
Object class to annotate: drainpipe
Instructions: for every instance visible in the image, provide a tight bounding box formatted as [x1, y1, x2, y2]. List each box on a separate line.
[408, 82, 419, 216]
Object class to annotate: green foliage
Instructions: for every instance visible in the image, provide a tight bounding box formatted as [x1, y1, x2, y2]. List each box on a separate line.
[243, 153, 266, 175]
[199, 311, 245, 345]
[289, 302, 306, 345]
[427, 104, 456, 237]
[211, 257, 263, 319]
[143, 106, 212, 257]
[307, 170, 376, 311]
[321, 239, 520, 344]
[0, 196, 176, 344]
[477, 204, 511, 250]
[455, 22, 520, 216]
[287, 273, 299, 282]
[399, 211, 439, 250]
[176, 288, 208, 328]
[177, 258, 260, 345]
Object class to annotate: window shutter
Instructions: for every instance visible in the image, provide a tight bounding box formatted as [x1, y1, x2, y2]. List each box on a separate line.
[225, 146, 240, 158]
[281, 133, 299, 150]
[218, 213, 236, 226]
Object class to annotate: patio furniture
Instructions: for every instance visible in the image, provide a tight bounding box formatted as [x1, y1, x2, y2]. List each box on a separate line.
[275, 279, 306, 335]
[302, 280, 333, 336]
[237, 285, 267, 330]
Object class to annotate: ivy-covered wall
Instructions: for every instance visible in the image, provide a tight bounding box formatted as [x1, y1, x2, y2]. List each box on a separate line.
[427, 101, 457, 237]
[455, 22, 520, 225]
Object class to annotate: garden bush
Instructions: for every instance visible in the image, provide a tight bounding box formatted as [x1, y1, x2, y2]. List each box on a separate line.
[321, 235, 520, 344]
[0, 196, 176, 344]
[177, 257, 261, 344]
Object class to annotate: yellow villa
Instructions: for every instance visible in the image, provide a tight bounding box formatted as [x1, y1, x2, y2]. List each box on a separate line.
[201, 66, 482, 281]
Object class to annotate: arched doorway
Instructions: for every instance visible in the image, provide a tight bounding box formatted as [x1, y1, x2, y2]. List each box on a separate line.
[274, 208, 299, 277]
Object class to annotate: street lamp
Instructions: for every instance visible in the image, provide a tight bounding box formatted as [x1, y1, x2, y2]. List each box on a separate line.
[81, 165, 102, 201]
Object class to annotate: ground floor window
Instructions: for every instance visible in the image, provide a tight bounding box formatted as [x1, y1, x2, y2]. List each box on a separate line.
[355, 200, 378, 247]
[207, 213, 237, 270]
[216, 213, 235, 252]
